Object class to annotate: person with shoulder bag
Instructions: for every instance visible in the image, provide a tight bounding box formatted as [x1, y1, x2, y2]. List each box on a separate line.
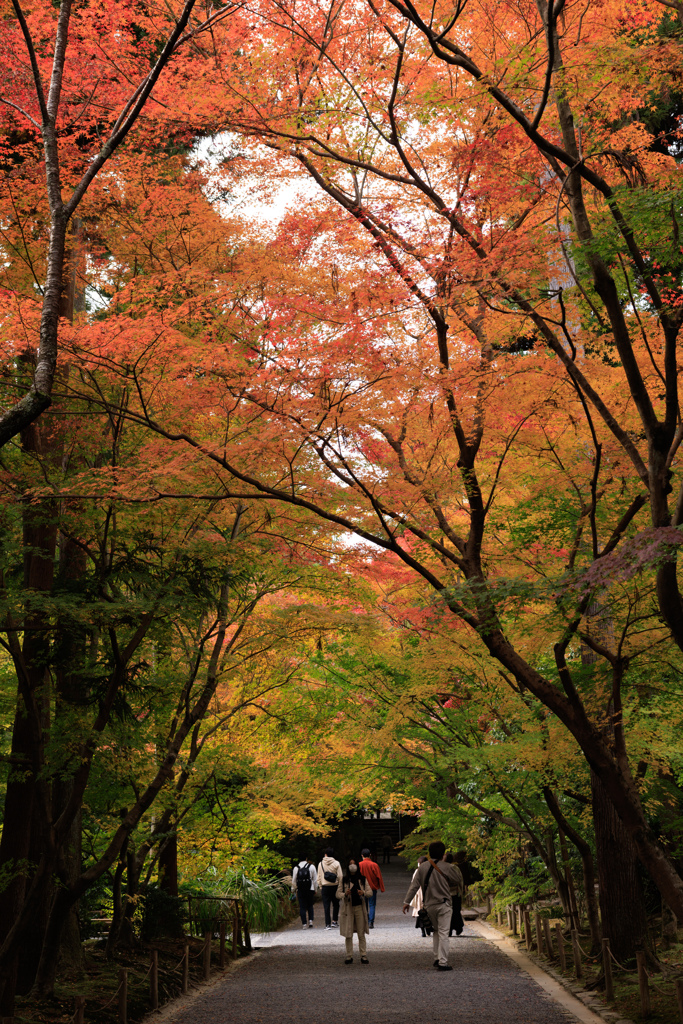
[402, 840, 463, 970]
[337, 857, 372, 964]
[317, 846, 342, 929]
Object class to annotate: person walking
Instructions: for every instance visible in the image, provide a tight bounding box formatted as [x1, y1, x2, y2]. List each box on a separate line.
[446, 852, 464, 936]
[410, 855, 429, 936]
[317, 846, 342, 930]
[381, 833, 393, 863]
[292, 856, 317, 928]
[359, 848, 385, 929]
[337, 857, 372, 964]
[402, 841, 463, 970]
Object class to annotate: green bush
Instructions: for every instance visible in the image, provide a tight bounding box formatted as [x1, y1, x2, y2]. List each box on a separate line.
[180, 866, 290, 934]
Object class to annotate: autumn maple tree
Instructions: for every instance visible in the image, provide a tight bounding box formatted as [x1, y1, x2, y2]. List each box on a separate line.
[88, 0, 683, 925]
[2, 0, 683, 1004]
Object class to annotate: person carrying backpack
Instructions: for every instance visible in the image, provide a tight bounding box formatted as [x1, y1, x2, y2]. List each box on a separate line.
[317, 847, 342, 929]
[292, 856, 317, 928]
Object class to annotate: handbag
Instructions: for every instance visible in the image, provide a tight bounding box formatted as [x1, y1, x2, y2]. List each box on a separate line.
[323, 869, 337, 883]
[416, 908, 433, 933]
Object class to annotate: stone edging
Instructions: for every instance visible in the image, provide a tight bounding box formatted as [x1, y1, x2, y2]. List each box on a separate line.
[474, 920, 637, 1024]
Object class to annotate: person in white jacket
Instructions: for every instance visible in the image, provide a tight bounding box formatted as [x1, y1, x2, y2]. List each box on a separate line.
[317, 847, 342, 929]
[410, 855, 429, 936]
[292, 857, 317, 928]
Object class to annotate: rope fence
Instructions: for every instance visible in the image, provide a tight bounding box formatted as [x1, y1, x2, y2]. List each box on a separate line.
[491, 895, 683, 1021]
[69, 898, 250, 1022]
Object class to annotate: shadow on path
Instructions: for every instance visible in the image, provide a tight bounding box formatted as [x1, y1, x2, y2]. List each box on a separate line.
[164, 859, 579, 1024]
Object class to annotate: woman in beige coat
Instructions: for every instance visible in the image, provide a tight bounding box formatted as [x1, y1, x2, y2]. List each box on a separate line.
[336, 858, 372, 964]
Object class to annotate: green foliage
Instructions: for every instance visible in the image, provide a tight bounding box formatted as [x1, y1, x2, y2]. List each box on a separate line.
[180, 867, 289, 934]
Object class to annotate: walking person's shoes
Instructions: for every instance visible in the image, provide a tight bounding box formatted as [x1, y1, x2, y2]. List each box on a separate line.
[308, 922, 314, 927]
[325, 925, 331, 930]
[433, 959, 439, 967]
[345, 957, 353, 965]
[331, 921, 338, 927]
[360, 956, 369, 964]
[437, 964, 453, 971]
[369, 921, 374, 928]
[302, 924, 307, 929]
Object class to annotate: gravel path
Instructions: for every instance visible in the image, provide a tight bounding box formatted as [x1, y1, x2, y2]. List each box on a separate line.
[164, 861, 580, 1024]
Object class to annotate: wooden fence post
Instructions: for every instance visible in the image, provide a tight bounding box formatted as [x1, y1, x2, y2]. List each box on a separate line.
[219, 919, 226, 969]
[204, 931, 212, 981]
[534, 911, 544, 954]
[636, 951, 651, 1017]
[555, 923, 566, 971]
[74, 996, 85, 1024]
[232, 905, 239, 960]
[511, 906, 518, 936]
[497, 910, 503, 926]
[150, 949, 159, 1011]
[243, 916, 251, 952]
[182, 943, 189, 995]
[524, 910, 532, 951]
[486, 894, 492, 916]
[543, 918, 554, 960]
[602, 938, 614, 1001]
[119, 967, 128, 1024]
[674, 977, 683, 1023]
[571, 929, 582, 979]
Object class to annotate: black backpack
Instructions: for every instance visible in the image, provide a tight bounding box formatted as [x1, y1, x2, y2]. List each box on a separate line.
[297, 862, 312, 889]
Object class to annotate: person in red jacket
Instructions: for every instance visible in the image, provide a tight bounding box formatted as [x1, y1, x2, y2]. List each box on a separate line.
[359, 849, 385, 928]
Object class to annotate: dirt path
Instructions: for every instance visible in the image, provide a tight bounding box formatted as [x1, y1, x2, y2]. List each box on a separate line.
[162, 860, 587, 1024]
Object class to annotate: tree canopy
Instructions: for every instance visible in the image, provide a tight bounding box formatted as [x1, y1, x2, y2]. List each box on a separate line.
[1, 0, 683, 1010]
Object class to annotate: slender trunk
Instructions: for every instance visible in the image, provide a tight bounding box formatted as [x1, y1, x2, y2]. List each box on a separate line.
[545, 831, 573, 923]
[543, 786, 601, 950]
[121, 845, 142, 948]
[105, 841, 128, 958]
[558, 828, 580, 931]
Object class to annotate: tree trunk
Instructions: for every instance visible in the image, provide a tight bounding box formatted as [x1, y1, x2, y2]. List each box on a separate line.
[159, 834, 179, 898]
[0, 419, 57, 1014]
[51, 528, 89, 983]
[0, 701, 39, 1015]
[591, 769, 650, 965]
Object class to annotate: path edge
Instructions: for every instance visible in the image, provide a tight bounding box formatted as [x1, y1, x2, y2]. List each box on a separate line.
[470, 921, 635, 1024]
